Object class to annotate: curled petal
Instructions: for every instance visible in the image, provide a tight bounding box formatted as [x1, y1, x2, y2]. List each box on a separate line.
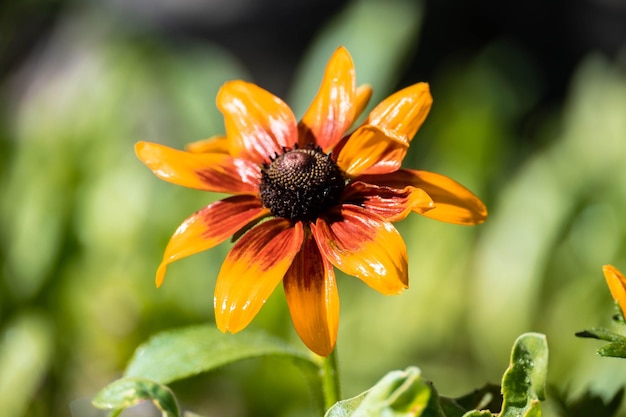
[214, 220, 304, 333]
[135, 141, 260, 194]
[336, 125, 408, 176]
[299, 47, 356, 151]
[312, 205, 408, 295]
[342, 181, 434, 222]
[155, 196, 269, 287]
[604, 265, 626, 317]
[217, 81, 298, 164]
[186, 136, 230, 154]
[284, 234, 339, 357]
[359, 169, 488, 225]
[366, 82, 432, 144]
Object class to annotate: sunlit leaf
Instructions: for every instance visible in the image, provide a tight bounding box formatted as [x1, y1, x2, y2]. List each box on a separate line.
[92, 377, 180, 417]
[325, 366, 431, 417]
[500, 333, 548, 417]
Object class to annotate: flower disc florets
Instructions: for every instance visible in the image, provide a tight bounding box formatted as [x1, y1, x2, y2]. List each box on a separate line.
[259, 147, 346, 222]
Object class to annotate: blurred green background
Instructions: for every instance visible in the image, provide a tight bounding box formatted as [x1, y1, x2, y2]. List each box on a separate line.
[1, 0, 626, 416]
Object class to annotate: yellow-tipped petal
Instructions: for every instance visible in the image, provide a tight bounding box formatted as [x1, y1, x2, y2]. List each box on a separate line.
[354, 84, 373, 122]
[217, 81, 298, 164]
[214, 220, 304, 333]
[366, 82, 432, 144]
[284, 234, 339, 357]
[155, 196, 269, 287]
[359, 169, 488, 225]
[604, 265, 626, 317]
[135, 141, 260, 194]
[342, 181, 434, 222]
[299, 47, 356, 151]
[312, 205, 408, 295]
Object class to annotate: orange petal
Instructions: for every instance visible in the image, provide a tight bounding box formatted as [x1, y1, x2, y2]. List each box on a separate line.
[354, 84, 373, 122]
[312, 205, 408, 295]
[155, 196, 269, 287]
[298, 47, 356, 151]
[366, 82, 432, 144]
[359, 169, 488, 225]
[604, 265, 626, 317]
[217, 81, 298, 164]
[284, 234, 339, 357]
[186, 136, 230, 154]
[336, 125, 408, 176]
[342, 181, 434, 222]
[135, 141, 260, 194]
[214, 220, 304, 333]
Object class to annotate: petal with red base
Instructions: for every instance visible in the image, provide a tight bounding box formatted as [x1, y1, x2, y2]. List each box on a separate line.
[360, 169, 488, 225]
[217, 81, 298, 164]
[215, 220, 304, 333]
[155, 196, 269, 287]
[298, 47, 356, 151]
[135, 141, 260, 194]
[312, 205, 408, 295]
[342, 181, 434, 222]
[284, 233, 339, 357]
[185, 136, 230, 154]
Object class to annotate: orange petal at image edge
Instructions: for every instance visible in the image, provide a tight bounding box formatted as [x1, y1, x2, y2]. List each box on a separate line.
[135, 141, 260, 194]
[217, 80, 298, 164]
[299, 46, 356, 151]
[284, 234, 339, 357]
[312, 205, 408, 295]
[604, 265, 626, 316]
[214, 220, 304, 333]
[359, 169, 488, 225]
[155, 196, 270, 287]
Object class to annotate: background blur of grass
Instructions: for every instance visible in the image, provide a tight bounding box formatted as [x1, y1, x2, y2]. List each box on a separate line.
[1, 0, 626, 416]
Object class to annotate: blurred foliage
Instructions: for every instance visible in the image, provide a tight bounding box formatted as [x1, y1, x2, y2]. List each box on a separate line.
[1, 0, 626, 416]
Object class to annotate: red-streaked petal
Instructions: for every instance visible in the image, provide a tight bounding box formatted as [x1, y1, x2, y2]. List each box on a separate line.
[354, 84, 373, 122]
[336, 125, 408, 176]
[186, 136, 230, 154]
[217, 81, 298, 164]
[298, 47, 356, 151]
[342, 181, 434, 222]
[135, 141, 260, 194]
[366, 82, 432, 144]
[604, 265, 626, 317]
[311, 205, 408, 295]
[284, 234, 339, 357]
[359, 169, 488, 225]
[155, 196, 269, 287]
[214, 220, 304, 333]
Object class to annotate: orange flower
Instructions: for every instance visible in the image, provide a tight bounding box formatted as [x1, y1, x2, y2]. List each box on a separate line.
[603, 265, 626, 318]
[136, 47, 487, 356]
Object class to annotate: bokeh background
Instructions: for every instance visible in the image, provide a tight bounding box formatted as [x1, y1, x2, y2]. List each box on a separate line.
[2, 0, 626, 416]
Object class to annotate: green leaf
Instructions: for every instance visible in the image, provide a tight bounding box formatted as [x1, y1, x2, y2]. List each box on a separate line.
[500, 333, 548, 417]
[123, 325, 319, 384]
[92, 377, 180, 417]
[325, 367, 431, 417]
[575, 328, 626, 343]
[598, 341, 626, 358]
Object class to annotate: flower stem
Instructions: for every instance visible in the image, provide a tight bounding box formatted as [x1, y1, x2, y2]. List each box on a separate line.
[321, 348, 341, 410]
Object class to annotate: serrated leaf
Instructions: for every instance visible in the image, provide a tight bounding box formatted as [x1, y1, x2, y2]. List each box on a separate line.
[325, 367, 431, 417]
[92, 377, 180, 417]
[124, 325, 318, 384]
[500, 333, 548, 417]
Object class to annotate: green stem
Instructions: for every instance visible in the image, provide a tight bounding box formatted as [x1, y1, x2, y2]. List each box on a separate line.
[321, 348, 341, 410]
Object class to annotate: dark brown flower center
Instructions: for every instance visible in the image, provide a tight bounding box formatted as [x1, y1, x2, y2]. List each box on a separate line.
[259, 147, 345, 222]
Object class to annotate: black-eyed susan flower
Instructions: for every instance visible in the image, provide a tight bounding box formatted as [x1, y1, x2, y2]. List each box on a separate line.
[603, 264, 626, 318]
[136, 47, 487, 356]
